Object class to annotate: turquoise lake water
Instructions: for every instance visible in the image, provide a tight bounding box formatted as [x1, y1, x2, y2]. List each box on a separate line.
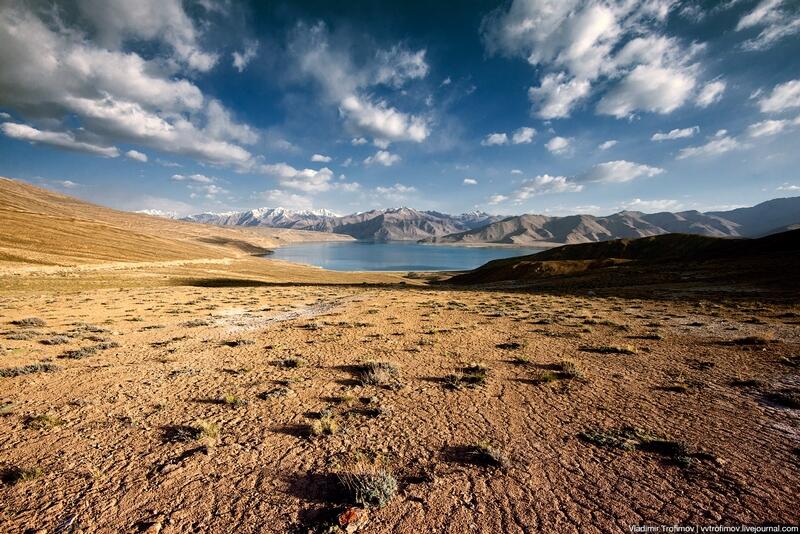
[268, 241, 543, 271]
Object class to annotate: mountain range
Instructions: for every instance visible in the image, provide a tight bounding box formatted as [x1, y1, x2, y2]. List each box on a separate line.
[173, 197, 800, 245]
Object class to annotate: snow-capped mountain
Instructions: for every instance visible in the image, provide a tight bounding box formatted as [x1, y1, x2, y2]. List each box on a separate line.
[181, 206, 501, 241]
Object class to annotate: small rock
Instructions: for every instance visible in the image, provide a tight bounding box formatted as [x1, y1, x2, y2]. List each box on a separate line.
[338, 507, 368, 533]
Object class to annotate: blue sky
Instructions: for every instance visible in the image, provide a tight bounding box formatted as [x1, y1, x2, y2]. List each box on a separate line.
[0, 0, 799, 217]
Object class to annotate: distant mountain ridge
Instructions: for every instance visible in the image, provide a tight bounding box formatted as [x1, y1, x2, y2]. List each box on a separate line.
[423, 197, 800, 245]
[176, 197, 800, 244]
[181, 206, 504, 241]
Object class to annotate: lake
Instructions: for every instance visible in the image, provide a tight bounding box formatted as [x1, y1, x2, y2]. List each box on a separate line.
[267, 241, 544, 271]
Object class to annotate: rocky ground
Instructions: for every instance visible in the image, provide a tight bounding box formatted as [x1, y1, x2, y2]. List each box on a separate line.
[1, 280, 798, 533]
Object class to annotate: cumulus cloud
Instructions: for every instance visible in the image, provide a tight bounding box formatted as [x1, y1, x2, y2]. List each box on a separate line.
[232, 41, 258, 72]
[463, 178, 478, 185]
[259, 189, 314, 211]
[545, 136, 571, 155]
[777, 183, 800, 191]
[598, 140, 617, 150]
[583, 160, 665, 183]
[621, 198, 682, 212]
[528, 73, 590, 119]
[736, 0, 800, 51]
[1, 122, 119, 157]
[374, 183, 417, 201]
[488, 194, 509, 205]
[363, 150, 401, 166]
[0, 3, 258, 167]
[171, 173, 215, 184]
[597, 65, 696, 118]
[511, 175, 583, 201]
[125, 149, 148, 162]
[696, 80, 726, 107]
[676, 130, 744, 159]
[511, 126, 536, 144]
[260, 163, 344, 193]
[311, 153, 332, 163]
[482, 0, 701, 119]
[481, 132, 508, 146]
[758, 79, 800, 113]
[651, 126, 699, 141]
[289, 22, 429, 144]
[374, 46, 429, 88]
[747, 119, 787, 137]
[75, 0, 219, 71]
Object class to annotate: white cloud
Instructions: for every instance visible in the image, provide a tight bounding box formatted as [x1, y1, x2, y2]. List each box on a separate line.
[747, 119, 788, 138]
[598, 140, 617, 150]
[511, 126, 536, 144]
[260, 164, 341, 193]
[259, 189, 314, 211]
[0, 4, 257, 167]
[338, 95, 428, 143]
[777, 183, 800, 191]
[0, 112, 10, 119]
[597, 64, 696, 118]
[289, 22, 429, 144]
[125, 149, 148, 162]
[171, 173, 215, 184]
[545, 136, 571, 155]
[696, 80, 726, 107]
[621, 198, 682, 212]
[736, 0, 800, 51]
[374, 183, 417, 201]
[463, 178, 478, 185]
[363, 150, 401, 167]
[311, 153, 332, 163]
[528, 73, 590, 119]
[758, 79, 800, 113]
[488, 194, 509, 205]
[651, 126, 699, 141]
[351, 137, 368, 145]
[510, 169, 523, 175]
[481, 132, 508, 146]
[1, 122, 119, 157]
[511, 174, 583, 201]
[374, 46, 429, 88]
[677, 133, 743, 159]
[188, 183, 228, 200]
[232, 41, 258, 72]
[584, 160, 665, 183]
[75, 0, 219, 71]
[482, 0, 700, 119]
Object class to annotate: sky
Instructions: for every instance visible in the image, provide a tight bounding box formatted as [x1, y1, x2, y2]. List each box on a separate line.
[0, 0, 799, 217]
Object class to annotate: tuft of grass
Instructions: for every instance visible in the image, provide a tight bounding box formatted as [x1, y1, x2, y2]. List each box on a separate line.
[309, 414, 339, 436]
[511, 355, 531, 365]
[580, 344, 637, 355]
[221, 393, 245, 407]
[337, 457, 398, 508]
[1, 465, 43, 485]
[0, 401, 14, 415]
[24, 414, 65, 430]
[730, 335, 774, 346]
[182, 318, 211, 327]
[579, 426, 693, 466]
[273, 356, 308, 368]
[59, 346, 98, 359]
[165, 420, 220, 443]
[556, 360, 582, 379]
[11, 318, 46, 328]
[468, 441, 509, 468]
[40, 336, 70, 346]
[0, 363, 60, 377]
[356, 361, 399, 386]
[534, 370, 558, 383]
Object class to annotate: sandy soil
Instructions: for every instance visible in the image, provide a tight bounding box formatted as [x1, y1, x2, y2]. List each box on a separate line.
[1, 276, 798, 533]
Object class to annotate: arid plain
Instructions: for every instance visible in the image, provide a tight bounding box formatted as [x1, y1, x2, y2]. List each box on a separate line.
[1, 178, 798, 533]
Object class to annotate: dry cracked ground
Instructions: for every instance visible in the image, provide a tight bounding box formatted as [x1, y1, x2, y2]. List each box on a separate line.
[1, 284, 799, 533]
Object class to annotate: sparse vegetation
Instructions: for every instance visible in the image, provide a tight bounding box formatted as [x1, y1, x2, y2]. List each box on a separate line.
[581, 344, 637, 355]
[164, 420, 220, 443]
[337, 456, 398, 508]
[11, 318, 46, 328]
[24, 414, 65, 430]
[273, 356, 308, 368]
[1, 465, 43, 485]
[40, 335, 70, 345]
[468, 441, 509, 468]
[309, 413, 339, 436]
[0, 363, 59, 377]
